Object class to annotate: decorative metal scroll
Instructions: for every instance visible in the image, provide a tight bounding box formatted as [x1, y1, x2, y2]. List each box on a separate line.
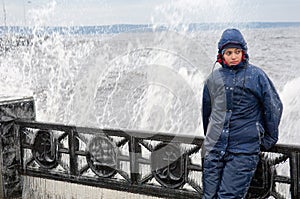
[247, 152, 290, 199]
[32, 130, 58, 169]
[151, 143, 185, 189]
[247, 153, 274, 198]
[86, 135, 118, 178]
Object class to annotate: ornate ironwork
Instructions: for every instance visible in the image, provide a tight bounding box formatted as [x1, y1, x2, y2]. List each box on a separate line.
[13, 120, 300, 199]
[86, 135, 118, 178]
[3, 97, 299, 198]
[32, 130, 58, 169]
[151, 142, 185, 189]
[247, 153, 274, 198]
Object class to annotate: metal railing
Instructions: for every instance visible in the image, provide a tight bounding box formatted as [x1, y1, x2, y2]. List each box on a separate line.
[13, 120, 300, 199]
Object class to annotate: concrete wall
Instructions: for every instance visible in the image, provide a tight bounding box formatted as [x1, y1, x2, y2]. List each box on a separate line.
[22, 176, 161, 199]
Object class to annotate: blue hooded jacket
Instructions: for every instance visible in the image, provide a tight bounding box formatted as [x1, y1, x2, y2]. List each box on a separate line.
[202, 29, 283, 154]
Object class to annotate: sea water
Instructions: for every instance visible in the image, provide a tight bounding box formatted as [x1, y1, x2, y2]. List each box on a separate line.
[1, 25, 299, 142]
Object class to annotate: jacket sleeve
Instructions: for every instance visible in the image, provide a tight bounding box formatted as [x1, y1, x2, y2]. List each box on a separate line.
[259, 73, 283, 150]
[202, 83, 212, 136]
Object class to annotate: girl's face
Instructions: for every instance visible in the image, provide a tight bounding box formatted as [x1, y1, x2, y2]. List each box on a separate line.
[223, 48, 243, 66]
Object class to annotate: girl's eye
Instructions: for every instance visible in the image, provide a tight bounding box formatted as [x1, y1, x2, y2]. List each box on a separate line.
[235, 50, 242, 54]
[225, 51, 232, 56]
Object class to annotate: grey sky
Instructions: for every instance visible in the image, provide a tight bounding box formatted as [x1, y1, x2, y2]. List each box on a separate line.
[1, 0, 300, 26]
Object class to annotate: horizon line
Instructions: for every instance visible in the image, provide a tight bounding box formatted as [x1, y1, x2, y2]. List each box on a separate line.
[1, 21, 300, 28]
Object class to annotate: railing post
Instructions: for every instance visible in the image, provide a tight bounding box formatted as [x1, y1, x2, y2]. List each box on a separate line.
[290, 151, 300, 199]
[129, 136, 141, 184]
[69, 128, 79, 176]
[0, 96, 35, 198]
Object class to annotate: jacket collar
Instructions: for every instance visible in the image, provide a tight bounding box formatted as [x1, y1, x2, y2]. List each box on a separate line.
[222, 60, 248, 70]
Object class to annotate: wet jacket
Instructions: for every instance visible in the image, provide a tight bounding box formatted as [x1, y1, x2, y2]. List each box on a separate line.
[202, 29, 283, 154]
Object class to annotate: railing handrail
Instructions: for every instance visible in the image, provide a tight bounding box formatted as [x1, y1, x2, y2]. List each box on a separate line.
[15, 119, 204, 145]
[15, 119, 300, 153]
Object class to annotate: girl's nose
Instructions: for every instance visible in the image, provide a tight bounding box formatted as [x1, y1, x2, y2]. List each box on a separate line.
[231, 53, 237, 59]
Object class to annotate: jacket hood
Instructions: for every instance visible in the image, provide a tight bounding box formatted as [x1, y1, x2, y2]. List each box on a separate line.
[218, 29, 248, 54]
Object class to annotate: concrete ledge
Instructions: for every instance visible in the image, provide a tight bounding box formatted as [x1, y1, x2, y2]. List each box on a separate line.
[0, 96, 35, 198]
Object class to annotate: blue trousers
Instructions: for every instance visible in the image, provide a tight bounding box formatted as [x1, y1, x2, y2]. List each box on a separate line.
[202, 151, 259, 199]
